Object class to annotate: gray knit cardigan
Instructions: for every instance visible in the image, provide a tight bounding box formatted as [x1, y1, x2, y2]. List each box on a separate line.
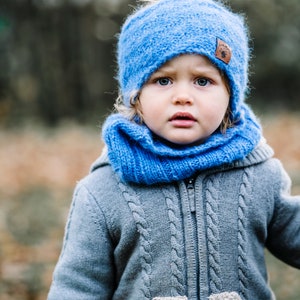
[48, 141, 300, 300]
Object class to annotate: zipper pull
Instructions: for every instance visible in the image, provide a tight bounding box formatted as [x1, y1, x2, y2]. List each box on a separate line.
[187, 178, 196, 213]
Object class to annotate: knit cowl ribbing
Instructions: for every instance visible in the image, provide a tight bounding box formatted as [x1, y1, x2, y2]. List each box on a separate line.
[102, 104, 261, 185]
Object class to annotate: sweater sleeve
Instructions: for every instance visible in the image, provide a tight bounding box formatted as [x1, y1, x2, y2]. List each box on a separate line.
[48, 183, 116, 300]
[266, 160, 300, 269]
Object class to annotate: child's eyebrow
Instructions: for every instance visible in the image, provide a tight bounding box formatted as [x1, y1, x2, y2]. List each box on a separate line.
[194, 68, 222, 77]
[154, 65, 221, 76]
[193, 63, 221, 73]
[154, 65, 175, 74]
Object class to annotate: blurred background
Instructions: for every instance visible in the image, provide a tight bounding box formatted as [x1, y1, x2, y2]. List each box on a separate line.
[0, 0, 299, 299]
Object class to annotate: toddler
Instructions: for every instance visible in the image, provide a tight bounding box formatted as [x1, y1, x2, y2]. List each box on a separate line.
[48, 0, 300, 299]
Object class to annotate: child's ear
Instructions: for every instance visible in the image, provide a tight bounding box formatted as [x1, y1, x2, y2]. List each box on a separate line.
[129, 93, 139, 106]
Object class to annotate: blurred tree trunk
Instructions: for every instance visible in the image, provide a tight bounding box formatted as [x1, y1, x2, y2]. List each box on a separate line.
[0, 0, 130, 125]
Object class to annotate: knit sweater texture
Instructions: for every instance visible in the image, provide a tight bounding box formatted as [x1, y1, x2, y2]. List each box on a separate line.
[48, 141, 300, 300]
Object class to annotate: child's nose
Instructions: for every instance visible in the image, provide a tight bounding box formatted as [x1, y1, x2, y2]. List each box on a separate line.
[171, 84, 194, 105]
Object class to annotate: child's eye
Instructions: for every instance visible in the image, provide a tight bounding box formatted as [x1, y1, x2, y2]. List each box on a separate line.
[156, 77, 171, 86]
[196, 78, 210, 86]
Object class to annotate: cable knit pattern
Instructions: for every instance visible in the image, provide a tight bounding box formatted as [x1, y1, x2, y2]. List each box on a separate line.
[48, 141, 300, 300]
[117, 181, 153, 298]
[205, 176, 222, 294]
[237, 169, 251, 298]
[162, 186, 185, 296]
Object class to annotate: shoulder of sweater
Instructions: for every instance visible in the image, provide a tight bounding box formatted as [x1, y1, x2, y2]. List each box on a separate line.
[234, 138, 275, 168]
[90, 145, 110, 172]
[204, 138, 277, 175]
[76, 147, 118, 196]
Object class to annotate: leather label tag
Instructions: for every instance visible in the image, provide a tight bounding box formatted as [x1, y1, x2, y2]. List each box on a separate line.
[215, 38, 232, 64]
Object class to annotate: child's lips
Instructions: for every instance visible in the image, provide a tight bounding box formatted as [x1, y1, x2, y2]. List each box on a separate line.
[169, 112, 197, 127]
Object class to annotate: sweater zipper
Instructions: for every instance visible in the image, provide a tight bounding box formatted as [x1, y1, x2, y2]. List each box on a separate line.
[186, 178, 200, 298]
[187, 178, 196, 213]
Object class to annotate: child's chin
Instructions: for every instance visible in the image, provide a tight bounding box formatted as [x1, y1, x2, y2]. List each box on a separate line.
[154, 134, 205, 148]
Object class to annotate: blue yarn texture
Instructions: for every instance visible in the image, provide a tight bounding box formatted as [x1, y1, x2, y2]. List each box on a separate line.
[118, 0, 249, 121]
[102, 0, 262, 184]
[103, 106, 261, 185]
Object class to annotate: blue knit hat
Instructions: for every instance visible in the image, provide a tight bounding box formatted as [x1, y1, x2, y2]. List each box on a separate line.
[117, 0, 250, 121]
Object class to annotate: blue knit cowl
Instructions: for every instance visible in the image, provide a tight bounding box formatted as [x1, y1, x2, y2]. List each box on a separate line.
[102, 103, 261, 185]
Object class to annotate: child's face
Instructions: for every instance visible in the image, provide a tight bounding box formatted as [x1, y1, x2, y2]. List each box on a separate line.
[138, 54, 230, 146]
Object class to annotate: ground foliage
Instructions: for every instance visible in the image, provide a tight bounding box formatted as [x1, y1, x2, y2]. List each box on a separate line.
[0, 113, 300, 299]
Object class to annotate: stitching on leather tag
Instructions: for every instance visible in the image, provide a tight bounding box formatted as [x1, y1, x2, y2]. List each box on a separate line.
[215, 38, 232, 64]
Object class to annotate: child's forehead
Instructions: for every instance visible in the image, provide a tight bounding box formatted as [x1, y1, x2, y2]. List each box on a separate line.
[154, 54, 220, 72]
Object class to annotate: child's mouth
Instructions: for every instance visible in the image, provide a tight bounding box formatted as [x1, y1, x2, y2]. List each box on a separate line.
[169, 112, 196, 127]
